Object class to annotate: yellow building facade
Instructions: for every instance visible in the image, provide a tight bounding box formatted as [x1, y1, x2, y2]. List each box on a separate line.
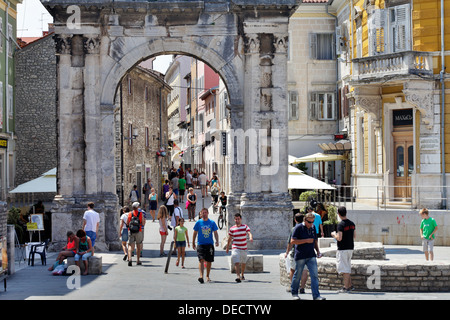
[326, 0, 450, 208]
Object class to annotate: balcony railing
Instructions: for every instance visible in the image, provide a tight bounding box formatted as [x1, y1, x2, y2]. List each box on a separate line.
[352, 51, 433, 81]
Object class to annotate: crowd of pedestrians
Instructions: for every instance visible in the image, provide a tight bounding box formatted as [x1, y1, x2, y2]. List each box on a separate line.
[48, 169, 439, 299]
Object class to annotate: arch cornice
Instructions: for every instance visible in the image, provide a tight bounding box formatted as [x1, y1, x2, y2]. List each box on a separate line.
[100, 36, 243, 106]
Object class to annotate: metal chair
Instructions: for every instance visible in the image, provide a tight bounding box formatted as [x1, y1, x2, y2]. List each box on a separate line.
[28, 239, 50, 266]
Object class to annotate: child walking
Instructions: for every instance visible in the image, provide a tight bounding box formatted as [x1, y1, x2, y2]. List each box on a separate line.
[174, 218, 190, 268]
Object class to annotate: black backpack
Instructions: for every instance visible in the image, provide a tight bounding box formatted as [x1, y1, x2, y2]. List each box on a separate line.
[129, 211, 141, 234]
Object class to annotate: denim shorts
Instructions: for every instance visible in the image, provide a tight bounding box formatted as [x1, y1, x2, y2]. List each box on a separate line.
[75, 252, 92, 261]
[121, 228, 128, 242]
[176, 241, 186, 248]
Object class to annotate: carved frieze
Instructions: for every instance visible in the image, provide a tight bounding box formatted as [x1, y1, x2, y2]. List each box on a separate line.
[403, 89, 434, 129]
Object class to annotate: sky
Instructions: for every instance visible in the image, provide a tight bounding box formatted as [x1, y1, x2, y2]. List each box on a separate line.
[16, 0, 173, 74]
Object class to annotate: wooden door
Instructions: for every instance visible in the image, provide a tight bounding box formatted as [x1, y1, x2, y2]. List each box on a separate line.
[393, 131, 413, 201]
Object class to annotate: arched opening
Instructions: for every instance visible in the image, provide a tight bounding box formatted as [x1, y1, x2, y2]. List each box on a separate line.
[113, 53, 234, 219]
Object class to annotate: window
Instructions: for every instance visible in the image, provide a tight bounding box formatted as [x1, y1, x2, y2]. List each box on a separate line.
[288, 91, 298, 120]
[309, 92, 335, 120]
[368, 4, 411, 56]
[368, 9, 387, 55]
[389, 4, 411, 52]
[0, 18, 3, 51]
[309, 33, 335, 60]
[7, 85, 12, 119]
[127, 77, 132, 95]
[356, 26, 362, 58]
[7, 23, 12, 57]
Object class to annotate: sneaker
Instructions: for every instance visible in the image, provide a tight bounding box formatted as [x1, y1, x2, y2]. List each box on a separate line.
[314, 296, 326, 300]
[128, 261, 132, 267]
[292, 295, 300, 300]
[299, 288, 305, 294]
[338, 287, 350, 293]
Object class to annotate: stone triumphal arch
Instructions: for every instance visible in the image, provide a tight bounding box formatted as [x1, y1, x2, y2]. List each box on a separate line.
[43, 0, 300, 250]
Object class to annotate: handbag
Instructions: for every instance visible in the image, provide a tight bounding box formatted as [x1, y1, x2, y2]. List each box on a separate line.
[164, 192, 173, 206]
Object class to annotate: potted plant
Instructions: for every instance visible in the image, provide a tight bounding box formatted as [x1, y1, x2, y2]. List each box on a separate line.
[322, 204, 338, 237]
[7, 207, 25, 244]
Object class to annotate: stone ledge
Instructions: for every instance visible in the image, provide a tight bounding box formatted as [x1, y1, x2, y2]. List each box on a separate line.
[280, 242, 450, 292]
[228, 254, 263, 273]
[67, 255, 103, 275]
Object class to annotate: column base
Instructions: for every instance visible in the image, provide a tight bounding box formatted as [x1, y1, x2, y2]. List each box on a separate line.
[229, 192, 293, 250]
[49, 193, 121, 252]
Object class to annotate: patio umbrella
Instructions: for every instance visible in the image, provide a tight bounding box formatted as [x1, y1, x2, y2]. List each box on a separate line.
[292, 152, 346, 163]
[288, 165, 335, 190]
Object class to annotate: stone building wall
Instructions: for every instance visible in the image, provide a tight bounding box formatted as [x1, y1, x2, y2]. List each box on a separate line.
[15, 34, 57, 186]
[117, 66, 170, 206]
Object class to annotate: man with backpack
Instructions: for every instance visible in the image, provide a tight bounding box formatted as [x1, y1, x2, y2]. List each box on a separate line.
[127, 202, 146, 266]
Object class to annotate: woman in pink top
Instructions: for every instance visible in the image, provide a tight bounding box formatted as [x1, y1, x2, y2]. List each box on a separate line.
[49, 231, 78, 271]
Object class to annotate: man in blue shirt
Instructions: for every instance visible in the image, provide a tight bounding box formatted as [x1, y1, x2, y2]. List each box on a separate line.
[290, 212, 325, 300]
[192, 208, 219, 283]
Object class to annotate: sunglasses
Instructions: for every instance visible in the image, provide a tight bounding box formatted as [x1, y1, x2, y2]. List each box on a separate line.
[305, 219, 315, 224]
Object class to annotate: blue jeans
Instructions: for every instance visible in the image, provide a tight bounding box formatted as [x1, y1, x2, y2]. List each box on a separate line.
[291, 257, 320, 299]
[86, 231, 96, 247]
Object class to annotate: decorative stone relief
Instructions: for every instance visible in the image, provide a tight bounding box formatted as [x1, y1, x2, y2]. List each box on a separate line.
[245, 34, 260, 54]
[54, 34, 72, 55]
[403, 90, 434, 130]
[274, 35, 288, 54]
[84, 36, 101, 54]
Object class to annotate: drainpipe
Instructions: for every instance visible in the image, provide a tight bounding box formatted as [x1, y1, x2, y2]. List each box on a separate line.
[325, 3, 339, 135]
[441, 0, 447, 209]
[4, 0, 9, 196]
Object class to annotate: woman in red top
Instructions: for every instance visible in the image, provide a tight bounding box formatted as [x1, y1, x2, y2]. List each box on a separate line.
[48, 231, 78, 271]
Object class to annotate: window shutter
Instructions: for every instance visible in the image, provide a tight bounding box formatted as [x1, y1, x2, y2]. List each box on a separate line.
[335, 26, 342, 56]
[309, 33, 317, 59]
[289, 91, 299, 120]
[391, 4, 411, 52]
[356, 27, 362, 58]
[369, 9, 387, 56]
[309, 92, 317, 120]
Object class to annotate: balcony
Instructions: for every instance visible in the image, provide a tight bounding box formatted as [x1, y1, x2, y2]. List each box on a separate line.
[352, 51, 433, 83]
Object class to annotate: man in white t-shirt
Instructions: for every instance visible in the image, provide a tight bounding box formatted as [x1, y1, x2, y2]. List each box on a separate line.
[172, 199, 183, 227]
[198, 172, 207, 198]
[83, 202, 100, 255]
[226, 213, 253, 282]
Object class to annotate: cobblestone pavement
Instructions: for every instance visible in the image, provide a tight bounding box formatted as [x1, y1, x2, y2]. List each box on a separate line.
[1, 189, 450, 302]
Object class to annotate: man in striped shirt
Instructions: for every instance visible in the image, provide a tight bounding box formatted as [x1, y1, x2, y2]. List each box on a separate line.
[226, 213, 253, 282]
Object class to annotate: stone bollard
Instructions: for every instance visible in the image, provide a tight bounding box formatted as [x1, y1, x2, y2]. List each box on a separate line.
[229, 254, 264, 273]
[67, 255, 102, 275]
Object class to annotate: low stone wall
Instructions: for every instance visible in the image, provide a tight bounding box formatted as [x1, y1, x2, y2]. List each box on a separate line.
[280, 242, 450, 292]
[347, 209, 450, 246]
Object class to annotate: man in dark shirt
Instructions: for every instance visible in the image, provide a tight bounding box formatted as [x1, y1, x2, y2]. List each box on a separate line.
[331, 206, 356, 292]
[290, 212, 325, 300]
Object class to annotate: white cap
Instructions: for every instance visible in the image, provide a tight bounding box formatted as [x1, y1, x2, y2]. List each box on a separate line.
[132, 202, 140, 208]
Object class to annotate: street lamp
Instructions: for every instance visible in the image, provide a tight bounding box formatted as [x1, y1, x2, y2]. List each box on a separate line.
[123, 128, 138, 140]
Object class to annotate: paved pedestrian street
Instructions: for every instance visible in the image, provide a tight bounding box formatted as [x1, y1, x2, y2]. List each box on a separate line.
[2, 190, 450, 307]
